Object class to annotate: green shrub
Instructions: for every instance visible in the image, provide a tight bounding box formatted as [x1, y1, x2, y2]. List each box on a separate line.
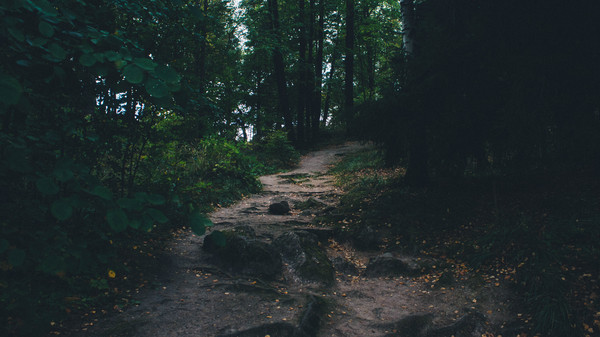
[146, 138, 262, 212]
[253, 131, 300, 173]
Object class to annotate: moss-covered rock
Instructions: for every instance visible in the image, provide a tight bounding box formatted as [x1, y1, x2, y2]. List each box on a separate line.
[203, 228, 282, 279]
[274, 231, 334, 286]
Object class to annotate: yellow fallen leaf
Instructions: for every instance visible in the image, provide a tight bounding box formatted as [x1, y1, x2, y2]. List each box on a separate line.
[108, 270, 116, 278]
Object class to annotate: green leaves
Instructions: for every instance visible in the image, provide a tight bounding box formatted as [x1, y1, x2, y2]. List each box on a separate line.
[145, 208, 168, 224]
[36, 177, 59, 195]
[89, 185, 113, 200]
[133, 57, 157, 71]
[106, 208, 128, 232]
[0, 239, 8, 254]
[8, 249, 26, 267]
[123, 64, 144, 84]
[79, 53, 97, 67]
[38, 21, 54, 38]
[0, 74, 23, 106]
[145, 78, 169, 98]
[116, 197, 143, 210]
[154, 64, 180, 84]
[47, 43, 67, 61]
[7, 26, 25, 42]
[190, 211, 213, 235]
[53, 167, 74, 182]
[28, 0, 59, 17]
[51, 198, 73, 220]
[146, 194, 166, 205]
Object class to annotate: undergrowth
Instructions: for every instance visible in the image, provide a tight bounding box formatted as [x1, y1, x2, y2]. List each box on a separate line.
[1, 132, 300, 336]
[327, 146, 599, 337]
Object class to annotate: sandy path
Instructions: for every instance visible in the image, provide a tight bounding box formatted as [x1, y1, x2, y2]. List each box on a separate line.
[66, 142, 365, 337]
[63, 141, 518, 337]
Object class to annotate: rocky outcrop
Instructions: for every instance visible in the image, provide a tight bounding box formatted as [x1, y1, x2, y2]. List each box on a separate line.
[218, 296, 327, 337]
[203, 227, 282, 279]
[381, 312, 487, 337]
[274, 231, 335, 286]
[353, 225, 382, 250]
[364, 253, 423, 277]
[331, 257, 359, 276]
[269, 200, 291, 215]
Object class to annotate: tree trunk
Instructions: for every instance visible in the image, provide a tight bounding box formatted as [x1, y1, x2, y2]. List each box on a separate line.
[296, 0, 307, 146]
[344, 0, 355, 131]
[305, 0, 316, 144]
[401, 0, 428, 187]
[197, 0, 209, 94]
[312, 0, 325, 141]
[400, 0, 416, 56]
[322, 46, 340, 126]
[268, 0, 294, 140]
[254, 76, 264, 140]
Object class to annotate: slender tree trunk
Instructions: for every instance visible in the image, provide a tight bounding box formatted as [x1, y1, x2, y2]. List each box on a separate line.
[312, 0, 325, 141]
[254, 77, 264, 140]
[400, 0, 416, 56]
[366, 43, 375, 100]
[296, 0, 307, 146]
[305, 0, 316, 144]
[322, 46, 340, 126]
[401, 0, 428, 187]
[344, 0, 355, 131]
[197, 0, 209, 94]
[268, 0, 294, 140]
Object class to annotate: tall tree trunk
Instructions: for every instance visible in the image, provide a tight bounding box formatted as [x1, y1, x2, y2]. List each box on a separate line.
[197, 0, 209, 94]
[322, 46, 340, 126]
[312, 0, 325, 141]
[305, 0, 316, 144]
[296, 0, 307, 146]
[268, 0, 294, 140]
[401, 0, 428, 187]
[366, 43, 375, 100]
[344, 0, 355, 131]
[254, 76, 263, 140]
[400, 0, 416, 56]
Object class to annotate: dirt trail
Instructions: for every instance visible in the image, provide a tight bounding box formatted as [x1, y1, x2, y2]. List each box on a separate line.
[66, 142, 518, 337]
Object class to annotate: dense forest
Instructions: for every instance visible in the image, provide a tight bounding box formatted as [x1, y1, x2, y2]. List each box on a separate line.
[1, 0, 599, 336]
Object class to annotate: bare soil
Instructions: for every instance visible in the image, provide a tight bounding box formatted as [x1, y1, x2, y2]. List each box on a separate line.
[62, 142, 521, 337]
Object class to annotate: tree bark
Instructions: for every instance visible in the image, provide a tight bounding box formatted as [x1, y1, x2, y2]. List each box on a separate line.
[296, 0, 307, 146]
[268, 0, 294, 140]
[311, 0, 325, 141]
[305, 0, 316, 144]
[344, 0, 355, 131]
[322, 46, 340, 126]
[400, 0, 416, 56]
[401, 0, 429, 187]
[197, 0, 209, 94]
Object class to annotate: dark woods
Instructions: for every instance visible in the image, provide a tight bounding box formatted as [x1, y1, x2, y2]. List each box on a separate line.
[356, 0, 600, 184]
[1, 0, 599, 335]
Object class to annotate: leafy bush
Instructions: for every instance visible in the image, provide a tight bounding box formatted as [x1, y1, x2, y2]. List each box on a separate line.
[146, 138, 263, 212]
[253, 130, 300, 173]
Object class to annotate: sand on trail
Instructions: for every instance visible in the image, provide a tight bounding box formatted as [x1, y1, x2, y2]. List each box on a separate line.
[64, 142, 517, 337]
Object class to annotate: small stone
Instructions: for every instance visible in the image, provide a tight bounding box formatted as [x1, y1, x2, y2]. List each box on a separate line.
[269, 201, 290, 215]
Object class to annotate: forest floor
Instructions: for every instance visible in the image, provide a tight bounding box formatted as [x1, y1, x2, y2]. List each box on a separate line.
[58, 142, 526, 337]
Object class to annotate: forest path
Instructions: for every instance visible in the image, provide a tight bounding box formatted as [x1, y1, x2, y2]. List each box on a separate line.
[67, 142, 517, 337]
